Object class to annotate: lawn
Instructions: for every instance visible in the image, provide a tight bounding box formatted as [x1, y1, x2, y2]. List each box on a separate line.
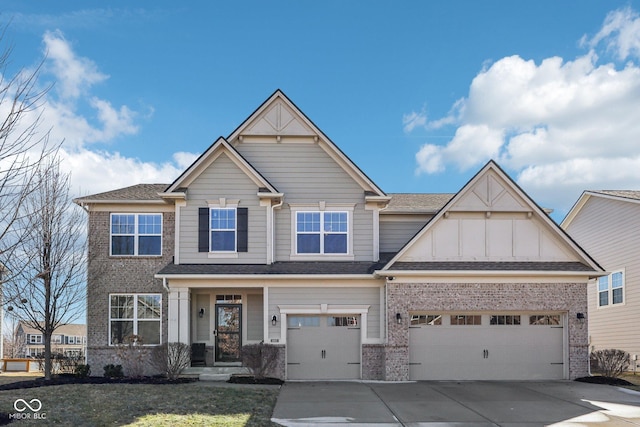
[0, 375, 281, 426]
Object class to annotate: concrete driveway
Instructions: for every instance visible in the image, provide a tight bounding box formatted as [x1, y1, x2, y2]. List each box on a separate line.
[272, 381, 640, 426]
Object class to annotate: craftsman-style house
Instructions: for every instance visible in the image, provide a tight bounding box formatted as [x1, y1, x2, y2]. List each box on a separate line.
[75, 90, 602, 380]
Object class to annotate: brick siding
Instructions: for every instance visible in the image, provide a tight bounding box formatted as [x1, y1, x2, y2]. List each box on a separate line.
[383, 281, 589, 381]
[86, 211, 174, 375]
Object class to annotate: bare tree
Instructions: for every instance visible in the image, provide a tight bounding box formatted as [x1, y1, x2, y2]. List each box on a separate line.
[0, 24, 56, 309]
[2, 315, 26, 358]
[4, 157, 86, 379]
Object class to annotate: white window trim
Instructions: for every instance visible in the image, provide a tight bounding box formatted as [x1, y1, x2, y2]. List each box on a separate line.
[290, 204, 355, 260]
[110, 213, 163, 257]
[29, 335, 43, 344]
[597, 269, 625, 308]
[208, 200, 240, 257]
[109, 293, 162, 346]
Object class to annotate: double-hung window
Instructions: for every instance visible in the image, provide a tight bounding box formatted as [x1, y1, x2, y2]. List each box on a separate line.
[111, 214, 162, 256]
[210, 208, 236, 252]
[296, 211, 348, 254]
[109, 294, 161, 345]
[598, 270, 624, 307]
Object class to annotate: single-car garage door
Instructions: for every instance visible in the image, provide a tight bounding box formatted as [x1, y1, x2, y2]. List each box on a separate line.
[409, 313, 565, 380]
[287, 315, 361, 380]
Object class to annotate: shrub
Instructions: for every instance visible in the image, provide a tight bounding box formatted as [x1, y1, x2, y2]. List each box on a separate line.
[150, 342, 191, 380]
[103, 364, 124, 378]
[115, 335, 148, 378]
[241, 343, 280, 379]
[590, 349, 630, 378]
[75, 364, 91, 378]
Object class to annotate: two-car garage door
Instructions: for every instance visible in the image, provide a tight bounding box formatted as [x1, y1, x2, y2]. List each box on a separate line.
[409, 313, 565, 380]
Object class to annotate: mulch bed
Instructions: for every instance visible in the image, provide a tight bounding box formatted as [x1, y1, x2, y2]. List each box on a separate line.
[575, 376, 634, 386]
[0, 374, 197, 391]
[227, 374, 284, 385]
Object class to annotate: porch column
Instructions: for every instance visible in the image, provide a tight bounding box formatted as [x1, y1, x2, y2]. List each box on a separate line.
[168, 287, 190, 344]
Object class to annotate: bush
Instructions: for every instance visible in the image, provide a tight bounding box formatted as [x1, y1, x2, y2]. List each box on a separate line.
[150, 342, 191, 380]
[241, 343, 280, 379]
[103, 364, 124, 378]
[75, 364, 91, 378]
[590, 349, 630, 378]
[115, 335, 148, 378]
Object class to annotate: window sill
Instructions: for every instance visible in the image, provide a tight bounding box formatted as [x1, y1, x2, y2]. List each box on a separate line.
[208, 252, 239, 259]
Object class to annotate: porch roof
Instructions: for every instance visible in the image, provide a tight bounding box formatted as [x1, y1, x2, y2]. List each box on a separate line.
[156, 258, 393, 277]
[386, 261, 596, 272]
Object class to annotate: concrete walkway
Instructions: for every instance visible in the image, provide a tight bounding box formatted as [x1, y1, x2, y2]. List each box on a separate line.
[271, 381, 640, 426]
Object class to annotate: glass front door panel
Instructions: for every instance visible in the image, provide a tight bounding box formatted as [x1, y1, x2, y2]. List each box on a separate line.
[215, 304, 241, 362]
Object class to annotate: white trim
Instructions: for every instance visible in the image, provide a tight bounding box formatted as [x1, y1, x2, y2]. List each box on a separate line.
[109, 293, 163, 346]
[174, 200, 186, 264]
[290, 205, 354, 258]
[597, 268, 626, 309]
[277, 305, 371, 345]
[109, 213, 163, 257]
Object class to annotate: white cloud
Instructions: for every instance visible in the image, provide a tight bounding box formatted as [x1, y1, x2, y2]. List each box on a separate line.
[402, 109, 427, 133]
[0, 30, 195, 197]
[410, 6, 640, 216]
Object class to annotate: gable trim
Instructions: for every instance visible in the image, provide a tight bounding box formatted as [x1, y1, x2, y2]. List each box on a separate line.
[382, 160, 603, 273]
[562, 190, 640, 229]
[164, 137, 279, 194]
[227, 89, 387, 197]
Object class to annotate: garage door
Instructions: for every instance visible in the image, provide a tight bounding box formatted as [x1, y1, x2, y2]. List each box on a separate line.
[409, 313, 564, 380]
[287, 315, 361, 380]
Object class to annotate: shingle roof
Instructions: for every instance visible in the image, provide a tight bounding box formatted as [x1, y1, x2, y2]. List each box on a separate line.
[157, 254, 397, 276]
[385, 193, 454, 213]
[74, 184, 169, 203]
[387, 261, 595, 272]
[590, 190, 640, 201]
[19, 322, 86, 336]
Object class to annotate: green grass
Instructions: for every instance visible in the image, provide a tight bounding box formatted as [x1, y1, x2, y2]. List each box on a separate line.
[0, 378, 280, 426]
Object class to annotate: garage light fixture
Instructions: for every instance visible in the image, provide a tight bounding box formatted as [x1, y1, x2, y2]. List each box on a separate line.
[576, 312, 585, 319]
[396, 313, 402, 324]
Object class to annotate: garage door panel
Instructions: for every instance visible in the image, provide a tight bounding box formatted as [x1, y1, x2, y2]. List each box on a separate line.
[288, 315, 360, 380]
[409, 313, 565, 381]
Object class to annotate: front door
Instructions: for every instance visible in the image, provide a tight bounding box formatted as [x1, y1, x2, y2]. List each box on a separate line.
[214, 304, 242, 362]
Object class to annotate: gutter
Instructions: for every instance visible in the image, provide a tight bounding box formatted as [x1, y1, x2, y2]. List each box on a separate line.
[154, 273, 376, 281]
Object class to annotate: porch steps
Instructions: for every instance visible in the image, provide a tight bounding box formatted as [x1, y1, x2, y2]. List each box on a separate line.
[183, 366, 250, 381]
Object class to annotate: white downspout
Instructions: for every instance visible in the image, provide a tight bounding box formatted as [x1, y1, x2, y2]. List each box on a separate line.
[271, 198, 284, 264]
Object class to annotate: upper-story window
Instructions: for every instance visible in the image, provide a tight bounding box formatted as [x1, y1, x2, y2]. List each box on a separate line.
[110, 214, 162, 256]
[198, 207, 248, 254]
[210, 208, 236, 252]
[296, 211, 348, 254]
[29, 334, 43, 344]
[598, 270, 624, 307]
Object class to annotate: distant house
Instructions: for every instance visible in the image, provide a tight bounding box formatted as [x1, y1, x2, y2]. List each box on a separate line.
[562, 191, 640, 364]
[74, 90, 602, 380]
[16, 322, 87, 358]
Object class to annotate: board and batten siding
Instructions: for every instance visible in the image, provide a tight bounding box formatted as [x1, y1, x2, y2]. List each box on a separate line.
[379, 215, 431, 253]
[237, 141, 374, 261]
[268, 286, 382, 341]
[179, 153, 267, 264]
[565, 196, 640, 360]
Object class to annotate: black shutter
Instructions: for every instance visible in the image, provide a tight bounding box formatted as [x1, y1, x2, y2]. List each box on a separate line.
[237, 207, 248, 252]
[198, 208, 209, 252]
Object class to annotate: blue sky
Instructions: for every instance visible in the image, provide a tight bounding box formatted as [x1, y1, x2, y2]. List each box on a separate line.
[1, 1, 639, 222]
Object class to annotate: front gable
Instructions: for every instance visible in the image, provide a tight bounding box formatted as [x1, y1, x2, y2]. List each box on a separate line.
[384, 161, 602, 273]
[228, 90, 386, 198]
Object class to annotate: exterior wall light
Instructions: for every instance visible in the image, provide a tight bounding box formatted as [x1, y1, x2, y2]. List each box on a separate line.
[576, 312, 585, 319]
[272, 315, 278, 326]
[199, 308, 205, 318]
[396, 313, 402, 324]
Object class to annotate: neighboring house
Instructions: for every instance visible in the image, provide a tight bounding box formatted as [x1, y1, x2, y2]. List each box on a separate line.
[74, 90, 603, 381]
[562, 190, 640, 365]
[16, 322, 87, 358]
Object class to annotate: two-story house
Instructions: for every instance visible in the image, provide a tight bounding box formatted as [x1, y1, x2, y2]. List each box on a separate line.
[16, 322, 87, 358]
[74, 90, 603, 381]
[562, 191, 640, 367]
